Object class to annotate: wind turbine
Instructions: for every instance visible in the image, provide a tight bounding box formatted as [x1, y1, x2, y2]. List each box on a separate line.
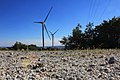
[49, 29, 59, 48]
[34, 7, 52, 48]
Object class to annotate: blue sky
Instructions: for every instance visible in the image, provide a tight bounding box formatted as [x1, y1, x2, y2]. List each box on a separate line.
[0, 0, 120, 47]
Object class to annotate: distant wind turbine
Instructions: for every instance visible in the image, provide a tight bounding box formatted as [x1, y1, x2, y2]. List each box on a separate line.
[34, 7, 53, 48]
[49, 29, 59, 48]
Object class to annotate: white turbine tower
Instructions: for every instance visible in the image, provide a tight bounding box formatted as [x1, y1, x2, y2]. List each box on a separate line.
[49, 29, 59, 48]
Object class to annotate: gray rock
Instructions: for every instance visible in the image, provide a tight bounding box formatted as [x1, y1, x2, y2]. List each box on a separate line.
[98, 75, 102, 78]
[76, 77, 81, 80]
[68, 77, 75, 80]
[108, 57, 116, 64]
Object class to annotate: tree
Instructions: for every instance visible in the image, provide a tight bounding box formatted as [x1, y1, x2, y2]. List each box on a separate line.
[12, 41, 27, 50]
[28, 44, 38, 51]
[94, 16, 120, 48]
[60, 24, 83, 49]
[72, 24, 83, 49]
[84, 22, 94, 49]
[60, 36, 69, 49]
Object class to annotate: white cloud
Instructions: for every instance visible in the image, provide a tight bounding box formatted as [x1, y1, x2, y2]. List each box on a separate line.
[0, 40, 14, 47]
[0, 38, 62, 47]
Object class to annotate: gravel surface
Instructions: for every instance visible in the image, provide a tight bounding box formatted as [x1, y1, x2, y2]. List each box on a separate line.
[0, 49, 120, 80]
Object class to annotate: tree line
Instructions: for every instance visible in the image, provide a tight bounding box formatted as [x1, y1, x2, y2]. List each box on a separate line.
[60, 16, 120, 49]
[0, 41, 60, 51]
[11, 41, 39, 51]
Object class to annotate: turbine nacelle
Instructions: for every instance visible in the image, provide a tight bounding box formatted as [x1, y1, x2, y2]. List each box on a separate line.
[50, 28, 59, 35]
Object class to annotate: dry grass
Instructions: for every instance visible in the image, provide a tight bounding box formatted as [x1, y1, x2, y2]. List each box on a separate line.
[21, 59, 31, 67]
[21, 53, 39, 67]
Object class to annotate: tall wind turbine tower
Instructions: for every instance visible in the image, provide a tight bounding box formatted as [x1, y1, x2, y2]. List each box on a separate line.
[49, 29, 59, 48]
[34, 7, 52, 48]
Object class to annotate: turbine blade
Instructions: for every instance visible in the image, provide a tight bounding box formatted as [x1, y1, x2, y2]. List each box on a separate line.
[44, 24, 51, 40]
[44, 7, 53, 23]
[49, 31, 53, 35]
[54, 29, 59, 34]
[34, 22, 40, 23]
[34, 22, 43, 24]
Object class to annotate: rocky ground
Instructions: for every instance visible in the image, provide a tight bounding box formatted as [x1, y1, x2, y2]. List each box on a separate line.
[0, 49, 120, 80]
